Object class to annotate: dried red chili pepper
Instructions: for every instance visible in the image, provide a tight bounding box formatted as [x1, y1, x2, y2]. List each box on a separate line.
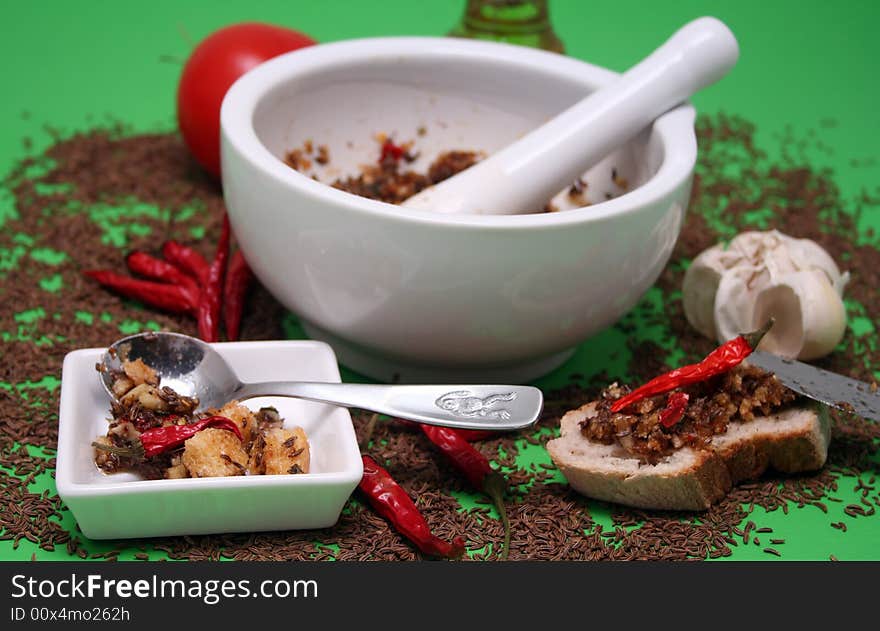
[139, 415, 242, 457]
[610, 319, 774, 413]
[454, 429, 498, 441]
[197, 215, 230, 342]
[126, 250, 200, 296]
[161, 240, 210, 287]
[92, 415, 242, 460]
[658, 391, 690, 429]
[84, 270, 198, 314]
[223, 249, 253, 342]
[419, 424, 510, 560]
[359, 454, 465, 559]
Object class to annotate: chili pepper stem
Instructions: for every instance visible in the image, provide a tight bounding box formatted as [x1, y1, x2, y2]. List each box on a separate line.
[91, 441, 144, 460]
[359, 412, 380, 449]
[742, 317, 775, 350]
[483, 472, 510, 561]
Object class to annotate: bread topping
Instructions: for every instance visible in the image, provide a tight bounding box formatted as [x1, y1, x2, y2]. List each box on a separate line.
[582, 365, 798, 462]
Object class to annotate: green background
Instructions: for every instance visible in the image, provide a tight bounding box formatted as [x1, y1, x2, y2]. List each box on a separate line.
[1, 0, 878, 560]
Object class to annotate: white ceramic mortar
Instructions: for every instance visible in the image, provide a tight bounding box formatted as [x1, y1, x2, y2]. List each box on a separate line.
[221, 37, 696, 382]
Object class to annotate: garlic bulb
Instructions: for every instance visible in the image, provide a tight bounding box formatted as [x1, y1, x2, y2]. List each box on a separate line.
[682, 230, 848, 360]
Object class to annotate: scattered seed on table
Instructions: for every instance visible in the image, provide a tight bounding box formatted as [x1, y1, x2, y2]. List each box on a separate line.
[4, 116, 880, 563]
[845, 504, 866, 517]
[764, 548, 781, 557]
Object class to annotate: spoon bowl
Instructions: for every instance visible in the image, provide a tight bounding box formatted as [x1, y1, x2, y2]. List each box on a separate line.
[101, 332, 544, 431]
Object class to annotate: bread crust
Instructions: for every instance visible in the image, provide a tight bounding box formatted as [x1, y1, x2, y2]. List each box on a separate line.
[546, 401, 830, 510]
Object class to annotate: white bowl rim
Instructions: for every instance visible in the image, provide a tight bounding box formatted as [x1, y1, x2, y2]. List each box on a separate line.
[221, 36, 697, 229]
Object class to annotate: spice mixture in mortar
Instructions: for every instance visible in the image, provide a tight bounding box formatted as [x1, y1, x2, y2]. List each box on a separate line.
[285, 135, 482, 205]
[284, 133, 626, 210]
[1, 113, 878, 560]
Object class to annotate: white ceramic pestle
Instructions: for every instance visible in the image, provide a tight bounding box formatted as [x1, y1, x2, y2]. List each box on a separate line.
[402, 16, 739, 215]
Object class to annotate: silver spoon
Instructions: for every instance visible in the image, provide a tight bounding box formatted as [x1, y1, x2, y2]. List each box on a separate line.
[99, 332, 544, 431]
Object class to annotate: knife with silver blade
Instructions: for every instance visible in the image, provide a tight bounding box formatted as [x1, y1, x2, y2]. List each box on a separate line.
[747, 350, 880, 421]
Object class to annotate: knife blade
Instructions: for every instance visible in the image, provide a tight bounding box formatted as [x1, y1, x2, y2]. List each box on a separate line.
[747, 350, 880, 421]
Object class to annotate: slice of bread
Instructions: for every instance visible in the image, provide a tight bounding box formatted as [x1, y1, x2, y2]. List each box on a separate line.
[546, 402, 830, 511]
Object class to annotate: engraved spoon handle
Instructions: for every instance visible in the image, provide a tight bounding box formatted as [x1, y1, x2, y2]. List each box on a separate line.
[232, 382, 544, 431]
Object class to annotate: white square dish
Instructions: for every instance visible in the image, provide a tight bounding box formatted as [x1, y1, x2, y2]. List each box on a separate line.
[56, 340, 363, 540]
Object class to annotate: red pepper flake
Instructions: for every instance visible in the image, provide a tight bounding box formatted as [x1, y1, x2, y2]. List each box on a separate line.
[611, 319, 774, 413]
[358, 455, 465, 559]
[379, 139, 406, 164]
[658, 391, 689, 429]
[83, 270, 198, 314]
[420, 424, 510, 559]
[223, 249, 253, 342]
[197, 214, 230, 343]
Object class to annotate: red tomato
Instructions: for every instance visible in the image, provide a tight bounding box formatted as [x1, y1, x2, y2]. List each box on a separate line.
[177, 22, 316, 178]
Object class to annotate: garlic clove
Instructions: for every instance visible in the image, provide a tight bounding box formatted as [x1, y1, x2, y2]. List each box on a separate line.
[682, 244, 729, 339]
[751, 269, 847, 360]
[728, 230, 785, 266]
[779, 234, 850, 294]
[727, 230, 765, 260]
[713, 265, 764, 343]
[729, 230, 800, 279]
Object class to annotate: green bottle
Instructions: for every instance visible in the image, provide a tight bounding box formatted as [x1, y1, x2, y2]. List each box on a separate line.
[449, 0, 565, 53]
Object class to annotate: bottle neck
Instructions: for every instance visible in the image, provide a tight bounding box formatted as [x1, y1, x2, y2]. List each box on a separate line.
[462, 0, 552, 35]
[451, 0, 564, 53]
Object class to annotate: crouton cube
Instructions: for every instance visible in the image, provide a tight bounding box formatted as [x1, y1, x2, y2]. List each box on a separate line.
[257, 427, 310, 475]
[122, 358, 159, 386]
[213, 401, 257, 445]
[164, 463, 188, 479]
[111, 374, 135, 398]
[120, 383, 169, 412]
[182, 428, 248, 478]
